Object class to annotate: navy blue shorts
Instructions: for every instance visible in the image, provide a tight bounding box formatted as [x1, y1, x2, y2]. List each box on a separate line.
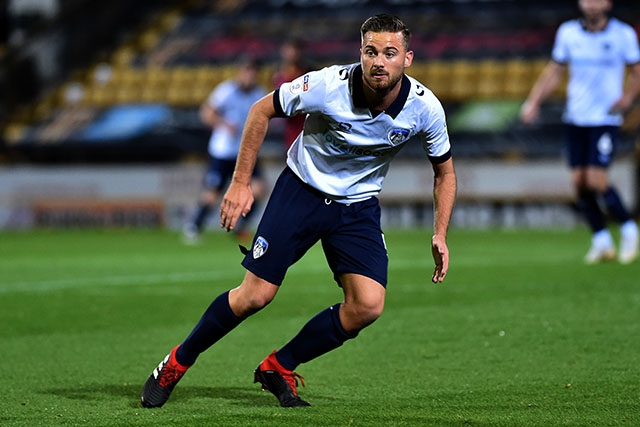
[241, 167, 388, 287]
[204, 156, 262, 192]
[565, 125, 618, 168]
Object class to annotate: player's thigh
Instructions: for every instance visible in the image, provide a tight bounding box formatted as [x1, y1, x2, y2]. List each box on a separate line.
[587, 126, 618, 168]
[322, 197, 389, 288]
[241, 168, 330, 285]
[565, 125, 590, 168]
[204, 157, 235, 191]
[585, 166, 609, 191]
[571, 167, 587, 189]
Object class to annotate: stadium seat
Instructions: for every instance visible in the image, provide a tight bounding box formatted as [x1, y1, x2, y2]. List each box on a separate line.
[166, 85, 194, 107]
[449, 60, 478, 101]
[146, 67, 171, 87]
[111, 45, 136, 67]
[115, 85, 143, 104]
[140, 85, 168, 104]
[422, 61, 453, 100]
[476, 60, 505, 99]
[502, 59, 533, 99]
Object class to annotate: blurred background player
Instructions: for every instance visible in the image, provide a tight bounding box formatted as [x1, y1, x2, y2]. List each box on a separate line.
[520, 0, 640, 264]
[271, 38, 312, 152]
[183, 57, 267, 243]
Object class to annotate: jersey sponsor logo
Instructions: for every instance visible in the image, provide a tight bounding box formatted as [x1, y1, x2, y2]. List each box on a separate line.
[289, 82, 303, 95]
[415, 85, 425, 96]
[388, 128, 410, 145]
[329, 122, 353, 133]
[326, 134, 402, 157]
[253, 236, 269, 259]
[288, 74, 309, 95]
[339, 68, 349, 80]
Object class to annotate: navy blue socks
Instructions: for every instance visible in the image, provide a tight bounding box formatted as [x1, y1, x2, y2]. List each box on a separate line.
[578, 187, 632, 233]
[192, 203, 211, 232]
[577, 189, 605, 233]
[275, 303, 356, 371]
[174, 296, 358, 370]
[603, 186, 631, 223]
[175, 291, 241, 366]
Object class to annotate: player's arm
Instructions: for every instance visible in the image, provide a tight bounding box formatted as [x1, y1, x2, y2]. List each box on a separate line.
[199, 101, 217, 128]
[199, 100, 238, 133]
[520, 60, 566, 125]
[220, 92, 277, 231]
[431, 157, 457, 283]
[610, 62, 640, 114]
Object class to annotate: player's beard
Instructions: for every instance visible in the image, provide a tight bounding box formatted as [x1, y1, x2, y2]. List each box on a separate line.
[364, 67, 403, 93]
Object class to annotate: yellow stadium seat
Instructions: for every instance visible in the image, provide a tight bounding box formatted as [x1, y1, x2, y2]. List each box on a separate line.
[423, 61, 453, 100]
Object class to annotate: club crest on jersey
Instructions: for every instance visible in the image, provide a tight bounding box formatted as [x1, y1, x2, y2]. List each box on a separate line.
[253, 236, 269, 259]
[388, 128, 410, 145]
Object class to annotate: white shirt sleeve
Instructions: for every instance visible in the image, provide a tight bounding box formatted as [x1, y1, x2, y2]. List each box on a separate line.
[622, 25, 640, 64]
[278, 68, 330, 117]
[551, 22, 571, 64]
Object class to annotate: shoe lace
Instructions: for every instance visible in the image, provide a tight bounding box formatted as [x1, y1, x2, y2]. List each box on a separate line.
[158, 362, 186, 388]
[283, 371, 306, 395]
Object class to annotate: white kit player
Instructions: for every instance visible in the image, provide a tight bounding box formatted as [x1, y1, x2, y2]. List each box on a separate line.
[142, 14, 457, 409]
[521, 0, 640, 264]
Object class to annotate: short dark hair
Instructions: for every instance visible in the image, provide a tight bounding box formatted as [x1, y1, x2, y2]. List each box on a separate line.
[360, 14, 411, 50]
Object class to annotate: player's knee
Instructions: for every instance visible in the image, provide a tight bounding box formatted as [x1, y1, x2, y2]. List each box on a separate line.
[229, 273, 278, 317]
[342, 299, 384, 331]
[200, 189, 219, 205]
[230, 291, 272, 318]
[361, 302, 384, 325]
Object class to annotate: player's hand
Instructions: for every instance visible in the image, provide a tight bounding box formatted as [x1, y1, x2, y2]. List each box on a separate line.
[608, 96, 632, 115]
[519, 101, 538, 125]
[223, 121, 240, 135]
[431, 234, 449, 283]
[220, 181, 254, 232]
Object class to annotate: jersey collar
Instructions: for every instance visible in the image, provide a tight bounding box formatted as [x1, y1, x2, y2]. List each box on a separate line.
[351, 64, 411, 119]
[579, 16, 610, 33]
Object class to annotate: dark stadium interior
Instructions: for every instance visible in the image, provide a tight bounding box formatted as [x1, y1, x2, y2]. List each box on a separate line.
[1, 0, 639, 163]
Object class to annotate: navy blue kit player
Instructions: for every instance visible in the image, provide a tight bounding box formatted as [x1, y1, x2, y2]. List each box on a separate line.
[520, 0, 640, 264]
[141, 14, 457, 408]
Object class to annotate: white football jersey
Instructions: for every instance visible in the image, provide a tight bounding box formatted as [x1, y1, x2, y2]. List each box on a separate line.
[276, 63, 451, 203]
[206, 80, 266, 160]
[552, 17, 640, 126]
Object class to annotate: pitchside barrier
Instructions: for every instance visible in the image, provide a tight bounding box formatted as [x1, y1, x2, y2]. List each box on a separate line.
[32, 199, 164, 227]
[0, 158, 635, 230]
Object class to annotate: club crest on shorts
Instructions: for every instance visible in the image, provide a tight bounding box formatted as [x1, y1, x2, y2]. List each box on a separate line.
[253, 236, 269, 259]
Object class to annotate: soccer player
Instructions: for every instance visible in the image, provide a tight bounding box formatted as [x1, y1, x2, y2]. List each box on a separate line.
[271, 38, 312, 151]
[142, 14, 457, 408]
[520, 0, 640, 264]
[182, 57, 267, 243]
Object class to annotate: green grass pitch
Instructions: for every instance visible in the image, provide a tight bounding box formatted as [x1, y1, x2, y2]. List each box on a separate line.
[1, 227, 639, 426]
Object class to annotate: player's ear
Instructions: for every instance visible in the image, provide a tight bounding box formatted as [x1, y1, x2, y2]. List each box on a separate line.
[404, 50, 414, 68]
